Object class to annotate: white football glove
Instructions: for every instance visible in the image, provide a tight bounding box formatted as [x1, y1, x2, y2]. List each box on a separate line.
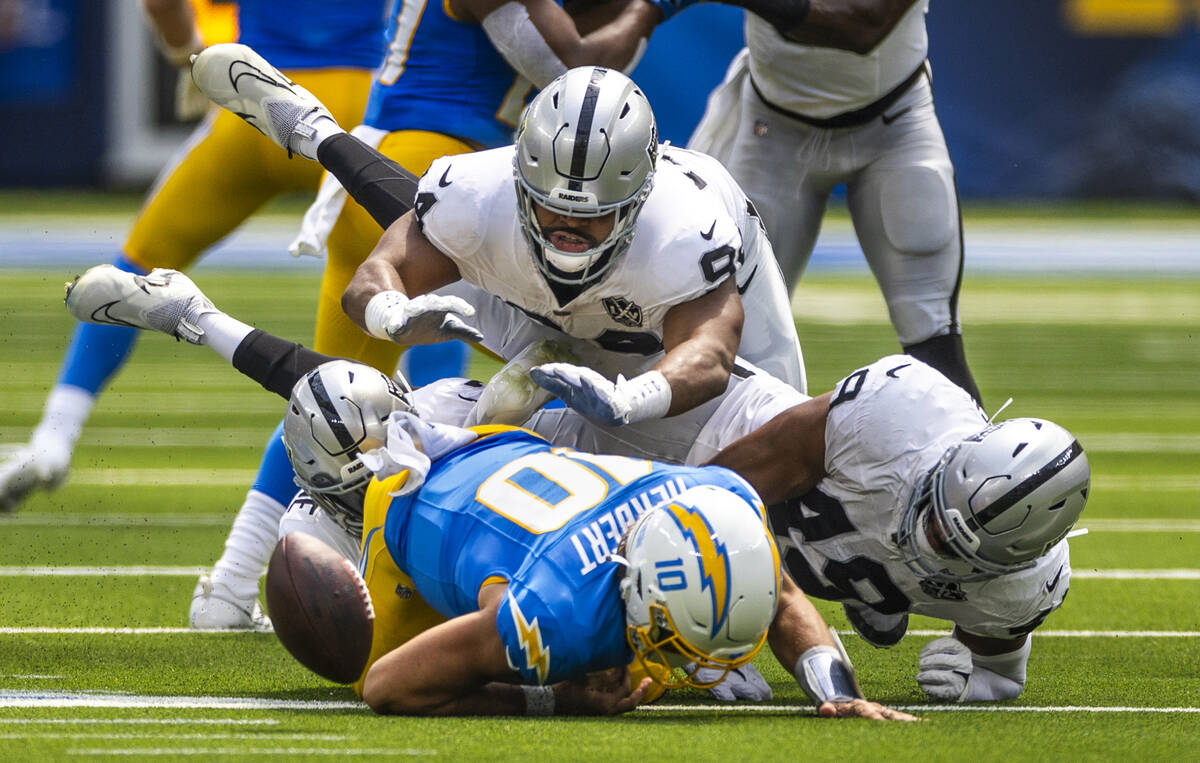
[174, 69, 209, 120]
[529, 363, 670, 427]
[366, 291, 484, 345]
[916, 637, 973, 702]
[695, 663, 773, 702]
[466, 340, 579, 427]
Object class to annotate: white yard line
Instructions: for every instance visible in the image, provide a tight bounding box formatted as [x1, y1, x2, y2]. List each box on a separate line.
[66, 749, 432, 757]
[642, 704, 1200, 714]
[0, 692, 361, 710]
[0, 718, 279, 725]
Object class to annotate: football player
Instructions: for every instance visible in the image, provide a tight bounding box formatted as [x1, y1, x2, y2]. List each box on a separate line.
[189, 0, 685, 631]
[706, 356, 1090, 702]
[0, 0, 388, 631]
[62, 264, 917, 721]
[689, 0, 984, 403]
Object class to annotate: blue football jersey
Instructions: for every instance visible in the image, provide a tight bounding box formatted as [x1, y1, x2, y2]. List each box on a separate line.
[362, 0, 540, 148]
[238, 0, 387, 70]
[381, 429, 764, 684]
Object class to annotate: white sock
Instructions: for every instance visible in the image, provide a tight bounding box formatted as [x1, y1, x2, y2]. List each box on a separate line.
[194, 312, 255, 363]
[293, 113, 344, 159]
[209, 489, 289, 601]
[29, 385, 95, 468]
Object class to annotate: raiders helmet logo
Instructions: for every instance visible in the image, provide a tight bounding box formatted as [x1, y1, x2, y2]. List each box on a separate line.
[603, 297, 643, 327]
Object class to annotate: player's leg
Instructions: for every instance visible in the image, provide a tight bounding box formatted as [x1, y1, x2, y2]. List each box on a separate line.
[0, 111, 282, 512]
[723, 75, 837, 290]
[844, 79, 983, 404]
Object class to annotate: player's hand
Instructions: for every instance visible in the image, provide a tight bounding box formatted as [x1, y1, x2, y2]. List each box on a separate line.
[641, 0, 705, 22]
[916, 636, 972, 702]
[554, 666, 652, 716]
[696, 663, 772, 701]
[817, 699, 923, 722]
[530, 363, 632, 426]
[381, 294, 484, 345]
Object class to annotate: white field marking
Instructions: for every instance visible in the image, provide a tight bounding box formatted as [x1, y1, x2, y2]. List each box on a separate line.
[0, 733, 349, 741]
[0, 719, 279, 725]
[0, 628, 196, 635]
[1093, 475, 1200, 491]
[0, 566, 208, 577]
[1083, 434, 1200, 454]
[71, 469, 259, 487]
[2, 675, 62, 679]
[0, 428, 269, 448]
[641, 704, 1200, 714]
[1071, 569, 1200, 579]
[869, 630, 1200, 639]
[1082, 519, 1200, 532]
[66, 749, 432, 757]
[0, 514, 233, 527]
[0, 691, 362, 710]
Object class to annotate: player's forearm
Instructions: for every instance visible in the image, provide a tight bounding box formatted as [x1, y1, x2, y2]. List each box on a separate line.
[767, 576, 835, 671]
[565, 2, 661, 70]
[654, 340, 735, 416]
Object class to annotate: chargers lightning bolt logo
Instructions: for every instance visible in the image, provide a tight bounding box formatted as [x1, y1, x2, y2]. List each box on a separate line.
[666, 503, 731, 638]
[506, 590, 550, 684]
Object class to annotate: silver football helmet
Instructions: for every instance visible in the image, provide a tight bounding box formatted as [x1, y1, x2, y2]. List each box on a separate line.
[896, 418, 1091, 583]
[282, 360, 413, 536]
[620, 485, 780, 689]
[514, 66, 658, 285]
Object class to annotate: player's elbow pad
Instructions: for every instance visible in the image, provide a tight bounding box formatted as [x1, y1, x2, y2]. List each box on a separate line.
[962, 638, 1031, 702]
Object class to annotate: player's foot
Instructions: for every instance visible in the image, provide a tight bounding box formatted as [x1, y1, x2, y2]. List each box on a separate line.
[843, 602, 908, 648]
[64, 265, 218, 345]
[189, 574, 273, 632]
[190, 43, 334, 159]
[467, 339, 580, 426]
[0, 443, 70, 513]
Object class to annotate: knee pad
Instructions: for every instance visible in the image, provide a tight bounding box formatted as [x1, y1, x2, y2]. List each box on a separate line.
[879, 164, 957, 255]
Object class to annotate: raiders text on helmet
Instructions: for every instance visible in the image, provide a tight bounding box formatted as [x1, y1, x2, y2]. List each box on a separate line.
[896, 418, 1091, 582]
[514, 66, 658, 285]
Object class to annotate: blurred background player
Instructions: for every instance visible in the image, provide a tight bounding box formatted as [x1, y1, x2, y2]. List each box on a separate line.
[689, 0, 983, 403]
[190, 0, 699, 630]
[0, 0, 388, 628]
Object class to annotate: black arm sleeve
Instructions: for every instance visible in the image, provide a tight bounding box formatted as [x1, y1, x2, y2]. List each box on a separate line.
[231, 329, 340, 400]
[315, 132, 419, 230]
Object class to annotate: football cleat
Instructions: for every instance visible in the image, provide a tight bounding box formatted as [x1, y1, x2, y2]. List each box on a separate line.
[0, 443, 70, 513]
[190, 43, 332, 159]
[189, 574, 273, 632]
[64, 265, 217, 344]
[843, 602, 909, 648]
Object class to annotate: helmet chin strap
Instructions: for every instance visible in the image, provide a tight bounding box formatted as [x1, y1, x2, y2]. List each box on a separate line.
[987, 397, 1014, 424]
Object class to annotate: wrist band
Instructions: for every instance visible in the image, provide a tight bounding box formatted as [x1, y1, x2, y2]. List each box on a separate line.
[793, 646, 863, 706]
[619, 370, 672, 423]
[364, 290, 409, 341]
[522, 685, 555, 716]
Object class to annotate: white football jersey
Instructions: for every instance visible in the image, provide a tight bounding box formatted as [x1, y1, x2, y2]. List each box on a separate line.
[746, 0, 929, 118]
[770, 356, 1072, 639]
[416, 145, 804, 388]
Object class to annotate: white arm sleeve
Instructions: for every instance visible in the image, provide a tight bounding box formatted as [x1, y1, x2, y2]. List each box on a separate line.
[481, 2, 568, 89]
[962, 637, 1032, 701]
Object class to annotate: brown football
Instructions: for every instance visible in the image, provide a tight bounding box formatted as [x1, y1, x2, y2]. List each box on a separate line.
[265, 532, 375, 684]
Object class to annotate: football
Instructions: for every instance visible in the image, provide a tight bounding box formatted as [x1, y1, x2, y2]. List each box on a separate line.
[265, 531, 375, 684]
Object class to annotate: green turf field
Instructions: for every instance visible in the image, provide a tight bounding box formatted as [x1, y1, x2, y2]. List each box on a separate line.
[0, 267, 1197, 760]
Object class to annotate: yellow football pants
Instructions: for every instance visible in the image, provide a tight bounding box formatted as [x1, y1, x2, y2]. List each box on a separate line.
[123, 68, 372, 276]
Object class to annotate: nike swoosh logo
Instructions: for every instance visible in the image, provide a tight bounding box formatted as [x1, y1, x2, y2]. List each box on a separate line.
[886, 363, 911, 378]
[700, 221, 716, 240]
[736, 265, 758, 295]
[228, 61, 294, 94]
[90, 301, 135, 328]
[1045, 565, 1064, 593]
[881, 106, 912, 125]
[438, 167, 453, 188]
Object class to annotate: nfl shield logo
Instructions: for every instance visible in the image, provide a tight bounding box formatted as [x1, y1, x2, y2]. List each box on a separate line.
[603, 297, 643, 327]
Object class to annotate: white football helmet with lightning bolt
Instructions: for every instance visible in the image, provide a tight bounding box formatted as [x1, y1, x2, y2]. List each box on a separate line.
[620, 484, 780, 689]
